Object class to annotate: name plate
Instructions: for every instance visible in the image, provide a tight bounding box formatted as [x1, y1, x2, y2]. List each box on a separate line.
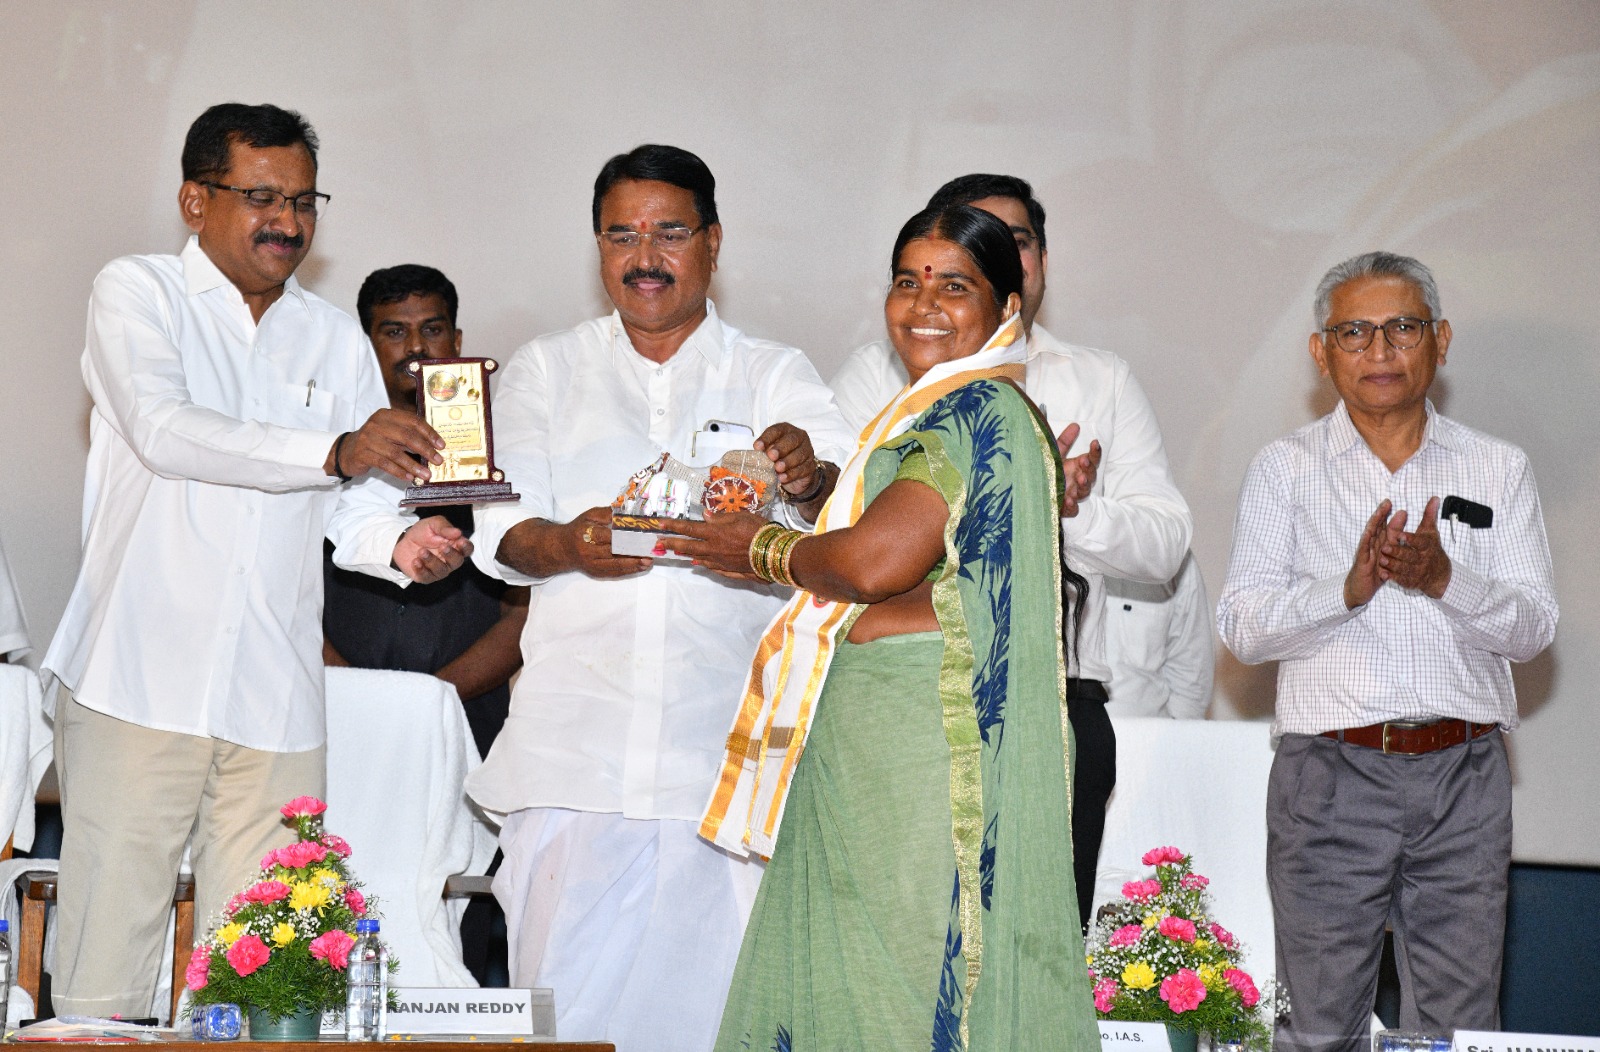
[389, 987, 553, 1037]
[1455, 1031, 1600, 1052]
[1100, 1021, 1190, 1052]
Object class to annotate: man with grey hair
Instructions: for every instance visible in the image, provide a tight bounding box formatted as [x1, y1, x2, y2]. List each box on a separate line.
[1217, 251, 1557, 1048]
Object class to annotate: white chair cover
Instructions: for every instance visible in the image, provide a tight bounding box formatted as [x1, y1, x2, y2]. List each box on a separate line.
[1091, 717, 1277, 986]
[323, 667, 497, 988]
[1, 664, 51, 854]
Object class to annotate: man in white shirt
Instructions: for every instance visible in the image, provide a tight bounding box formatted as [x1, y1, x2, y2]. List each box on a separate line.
[831, 174, 1192, 927]
[42, 103, 469, 1019]
[468, 144, 852, 1050]
[1217, 252, 1557, 1049]
[1104, 551, 1213, 719]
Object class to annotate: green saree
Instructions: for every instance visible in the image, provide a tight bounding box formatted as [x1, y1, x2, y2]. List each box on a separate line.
[713, 378, 1099, 1052]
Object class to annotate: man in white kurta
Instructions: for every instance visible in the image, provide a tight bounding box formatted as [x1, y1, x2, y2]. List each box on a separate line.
[831, 173, 1192, 926]
[468, 145, 852, 1050]
[1103, 551, 1214, 718]
[42, 103, 467, 1018]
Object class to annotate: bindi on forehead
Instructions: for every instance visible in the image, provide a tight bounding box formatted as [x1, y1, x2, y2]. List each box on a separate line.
[924, 265, 933, 276]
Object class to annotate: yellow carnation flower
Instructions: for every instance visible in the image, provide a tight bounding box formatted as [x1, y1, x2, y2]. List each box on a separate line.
[1122, 961, 1157, 990]
[1142, 911, 1162, 929]
[271, 922, 297, 947]
[311, 867, 344, 888]
[289, 880, 331, 911]
[1195, 938, 1211, 953]
[217, 922, 246, 947]
[1198, 963, 1221, 988]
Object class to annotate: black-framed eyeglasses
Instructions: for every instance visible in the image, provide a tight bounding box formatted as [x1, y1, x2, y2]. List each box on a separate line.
[596, 226, 704, 252]
[201, 181, 331, 220]
[1321, 316, 1439, 354]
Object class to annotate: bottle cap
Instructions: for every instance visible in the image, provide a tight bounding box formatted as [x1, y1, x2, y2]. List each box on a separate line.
[0, 918, 9, 932]
[356, 918, 379, 933]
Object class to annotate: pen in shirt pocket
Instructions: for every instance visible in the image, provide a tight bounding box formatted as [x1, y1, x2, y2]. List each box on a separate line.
[306, 378, 316, 406]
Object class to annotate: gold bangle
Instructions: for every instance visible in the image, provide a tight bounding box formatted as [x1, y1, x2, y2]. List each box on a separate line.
[748, 522, 787, 579]
[774, 534, 804, 588]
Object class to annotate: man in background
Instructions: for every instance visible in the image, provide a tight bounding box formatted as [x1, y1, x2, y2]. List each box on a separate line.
[324, 264, 528, 762]
[323, 264, 526, 984]
[1103, 551, 1213, 719]
[831, 173, 1193, 927]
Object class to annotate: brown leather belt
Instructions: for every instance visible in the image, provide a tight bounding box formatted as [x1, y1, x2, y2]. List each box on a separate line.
[1322, 718, 1497, 756]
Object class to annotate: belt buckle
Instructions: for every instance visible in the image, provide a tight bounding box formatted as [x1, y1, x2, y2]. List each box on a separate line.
[1381, 719, 1430, 756]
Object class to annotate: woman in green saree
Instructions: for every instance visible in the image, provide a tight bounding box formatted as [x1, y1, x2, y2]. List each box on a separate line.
[669, 204, 1099, 1051]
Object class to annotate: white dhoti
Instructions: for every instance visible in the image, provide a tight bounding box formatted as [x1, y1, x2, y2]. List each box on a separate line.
[494, 808, 763, 1052]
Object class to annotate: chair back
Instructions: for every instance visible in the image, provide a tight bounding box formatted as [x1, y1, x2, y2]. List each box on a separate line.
[324, 667, 497, 988]
[1092, 717, 1277, 985]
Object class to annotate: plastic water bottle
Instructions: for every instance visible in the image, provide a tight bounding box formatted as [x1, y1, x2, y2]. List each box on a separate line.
[0, 918, 12, 1035]
[345, 919, 387, 1041]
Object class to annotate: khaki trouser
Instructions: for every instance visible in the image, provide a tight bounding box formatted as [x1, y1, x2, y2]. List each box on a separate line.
[52, 697, 325, 1018]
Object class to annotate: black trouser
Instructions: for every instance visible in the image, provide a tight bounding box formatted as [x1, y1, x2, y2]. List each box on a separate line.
[1067, 678, 1116, 931]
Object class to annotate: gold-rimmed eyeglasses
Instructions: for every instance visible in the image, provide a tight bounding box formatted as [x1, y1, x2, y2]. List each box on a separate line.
[596, 226, 704, 253]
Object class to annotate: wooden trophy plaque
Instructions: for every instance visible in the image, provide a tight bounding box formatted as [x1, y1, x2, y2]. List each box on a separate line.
[399, 357, 520, 507]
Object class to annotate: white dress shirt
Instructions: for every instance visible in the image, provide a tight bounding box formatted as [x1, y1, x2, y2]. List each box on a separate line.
[0, 531, 30, 661]
[1104, 551, 1214, 718]
[1216, 402, 1557, 736]
[830, 326, 1193, 681]
[43, 236, 411, 752]
[469, 302, 853, 821]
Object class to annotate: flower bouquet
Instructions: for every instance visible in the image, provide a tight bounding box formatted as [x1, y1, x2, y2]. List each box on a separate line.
[185, 796, 396, 1030]
[1085, 846, 1272, 1049]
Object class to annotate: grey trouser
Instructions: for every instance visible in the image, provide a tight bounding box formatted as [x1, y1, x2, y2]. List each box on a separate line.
[1267, 731, 1510, 1052]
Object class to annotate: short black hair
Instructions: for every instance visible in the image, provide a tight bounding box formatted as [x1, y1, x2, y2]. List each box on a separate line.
[926, 173, 1047, 250]
[181, 103, 319, 183]
[592, 144, 718, 232]
[891, 204, 1024, 309]
[356, 265, 459, 333]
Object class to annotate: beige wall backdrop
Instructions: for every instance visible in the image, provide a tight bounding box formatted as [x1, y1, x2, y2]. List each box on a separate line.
[3, 1, 1596, 862]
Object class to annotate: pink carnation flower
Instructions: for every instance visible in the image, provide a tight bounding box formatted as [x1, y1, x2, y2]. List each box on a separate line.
[1209, 922, 1238, 950]
[1225, 968, 1261, 1008]
[1093, 977, 1119, 1013]
[321, 834, 352, 857]
[224, 893, 247, 918]
[1109, 923, 1144, 948]
[275, 840, 328, 869]
[1180, 873, 1210, 890]
[185, 947, 211, 991]
[1122, 879, 1162, 901]
[280, 796, 328, 819]
[344, 888, 367, 916]
[309, 930, 355, 970]
[1159, 968, 1207, 1013]
[226, 935, 271, 977]
[1159, 915, 1197, 943]
[1141, 845, 1186, 866]
[244, 880, 291, 903]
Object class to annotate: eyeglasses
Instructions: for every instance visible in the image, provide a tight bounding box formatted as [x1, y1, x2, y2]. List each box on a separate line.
[596, 226, 704, 252]
[1321, 316, 1439, 354]
[201, 181, 331, 220]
